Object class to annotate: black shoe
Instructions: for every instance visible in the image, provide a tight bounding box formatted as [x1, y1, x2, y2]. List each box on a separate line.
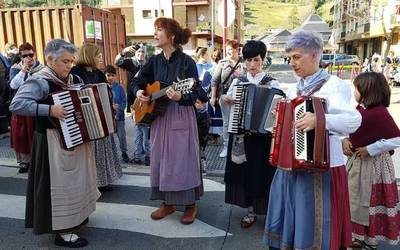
[130, 158, 142, 164]
[18, 165, 29, 174]
[80, 217, 89, 226]
[98, 186, 113, 192]
[144, 157, 150, 166]
[121, 153, 130, 163]
[54, 234, 88, 248]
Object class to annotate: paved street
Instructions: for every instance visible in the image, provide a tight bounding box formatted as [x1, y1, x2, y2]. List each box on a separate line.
[0, 64, 399, 249]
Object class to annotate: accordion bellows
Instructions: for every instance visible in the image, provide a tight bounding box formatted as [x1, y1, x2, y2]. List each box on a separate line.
[51, 83, 115, 149]
[269, 96, 330, 172]
[228, 83, 285, 135]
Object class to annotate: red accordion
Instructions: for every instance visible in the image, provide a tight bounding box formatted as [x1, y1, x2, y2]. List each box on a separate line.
[269, 96, 330, 172]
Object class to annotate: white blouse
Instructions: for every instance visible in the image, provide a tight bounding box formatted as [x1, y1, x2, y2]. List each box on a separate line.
[287, 75, 362, 167]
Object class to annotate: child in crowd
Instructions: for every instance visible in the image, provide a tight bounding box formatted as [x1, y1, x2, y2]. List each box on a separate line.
[343, 72, 400, 249]
[105, 65, 130, 163]
[130, 105, 150, 166]
[195, 95, 210, 174]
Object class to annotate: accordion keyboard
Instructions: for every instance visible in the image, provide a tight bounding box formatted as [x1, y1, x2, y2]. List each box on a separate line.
[52, 91, 84, 148]
[228, 85, 245, 134]
[294, 102, 307, 160]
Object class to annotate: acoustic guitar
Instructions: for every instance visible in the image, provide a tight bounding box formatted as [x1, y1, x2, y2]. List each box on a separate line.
[134, 78, 195, 125]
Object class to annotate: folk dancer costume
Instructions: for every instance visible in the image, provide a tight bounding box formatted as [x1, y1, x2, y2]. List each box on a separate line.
[264, 69, 361, 249]
[9, 61, 44, 169]
[9, 66, 100, 234]
[224, 72, 280, 217]
[70, 65, 122, 188]
[132, 48, 205, 205]
[347, 105, 400, 245]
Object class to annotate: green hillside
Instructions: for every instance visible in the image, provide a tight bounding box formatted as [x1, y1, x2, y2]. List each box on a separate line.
[244, 0, 314, 38]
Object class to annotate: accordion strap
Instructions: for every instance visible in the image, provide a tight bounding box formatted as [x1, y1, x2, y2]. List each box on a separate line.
[297, 77, 329, 97]
[312, 97, 326, 167]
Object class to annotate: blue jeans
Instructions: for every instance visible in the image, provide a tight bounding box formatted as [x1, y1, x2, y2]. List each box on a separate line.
[115, 120, 127, 154]
[134, 124, 150, 159]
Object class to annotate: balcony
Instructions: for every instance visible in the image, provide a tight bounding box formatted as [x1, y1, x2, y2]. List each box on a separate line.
[188, 21, 211, 35]
[173, 0, 210, 6]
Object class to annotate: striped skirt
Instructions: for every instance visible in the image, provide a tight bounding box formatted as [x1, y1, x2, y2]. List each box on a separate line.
[349, 153, 400, 245]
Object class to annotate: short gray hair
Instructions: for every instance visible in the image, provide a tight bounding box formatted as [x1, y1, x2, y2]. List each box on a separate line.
[44, 39, 77, 60]
[285, 30, 323, 59]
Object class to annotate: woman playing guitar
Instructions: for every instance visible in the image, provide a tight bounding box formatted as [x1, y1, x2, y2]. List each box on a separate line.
[133, 17, 206, 225]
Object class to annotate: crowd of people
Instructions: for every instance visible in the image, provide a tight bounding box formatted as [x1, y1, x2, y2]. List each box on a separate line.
[1, 17, 400, 250]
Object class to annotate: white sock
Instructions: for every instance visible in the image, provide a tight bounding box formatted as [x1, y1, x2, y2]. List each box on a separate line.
[60, 233, 79, 242]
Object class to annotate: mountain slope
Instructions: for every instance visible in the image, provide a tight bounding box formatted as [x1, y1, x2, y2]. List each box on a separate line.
[244, 0, 314, 38]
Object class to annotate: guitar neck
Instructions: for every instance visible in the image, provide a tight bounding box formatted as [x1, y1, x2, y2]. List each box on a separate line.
[151, 87, 169, 101]
[149, 79, 193, 101]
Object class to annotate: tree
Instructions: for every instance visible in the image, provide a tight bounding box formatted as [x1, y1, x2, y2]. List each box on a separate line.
[290, 6, 301, 29]
[3, 0, 101, 8]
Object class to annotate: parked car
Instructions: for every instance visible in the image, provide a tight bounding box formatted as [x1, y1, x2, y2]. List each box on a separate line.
[322, 53, 361, 66]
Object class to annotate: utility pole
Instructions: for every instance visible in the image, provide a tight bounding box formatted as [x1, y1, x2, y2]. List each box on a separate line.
[223, 0, 227, 58]
[211, 0, 215, 50]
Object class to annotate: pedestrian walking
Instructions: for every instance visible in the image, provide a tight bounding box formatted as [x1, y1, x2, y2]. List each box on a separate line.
[9, 39, 100, 248]
[264, 30, 361, 250]
[371, 53, 382, 73]
[133, 17, 206, 225]
[343, 72, 400, 249]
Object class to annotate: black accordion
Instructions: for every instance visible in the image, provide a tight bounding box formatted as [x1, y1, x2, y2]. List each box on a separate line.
[228, 83, 285, 134]
[51, 83, 115, 149]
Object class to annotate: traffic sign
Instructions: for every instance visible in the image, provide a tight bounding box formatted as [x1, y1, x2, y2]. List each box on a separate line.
[217, 0, 235, 28]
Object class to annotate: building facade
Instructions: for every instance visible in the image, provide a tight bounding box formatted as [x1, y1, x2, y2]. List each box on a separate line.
[102, 0, 173, 44]
[331, 0, 400, 60]
[102, 0, 244, 51]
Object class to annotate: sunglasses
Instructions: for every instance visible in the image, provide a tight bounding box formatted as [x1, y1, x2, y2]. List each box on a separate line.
[21, 53, 35, 58]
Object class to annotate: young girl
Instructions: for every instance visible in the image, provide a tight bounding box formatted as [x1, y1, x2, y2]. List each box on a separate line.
[343, 72, 400, 249]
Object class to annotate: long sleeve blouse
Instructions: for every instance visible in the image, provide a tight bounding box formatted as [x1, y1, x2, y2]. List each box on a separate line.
[9, 76, 51, 117]
[111, 82, 126, 121]
[367, 137, 400, 156]
[287, 74, 362, 167]
[132, 49, 204, 106]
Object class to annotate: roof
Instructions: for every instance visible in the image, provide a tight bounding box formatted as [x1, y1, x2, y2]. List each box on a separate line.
[256, 29, 292, 52]
[258, 29, 291, 44]
[296, 14, 332, 42]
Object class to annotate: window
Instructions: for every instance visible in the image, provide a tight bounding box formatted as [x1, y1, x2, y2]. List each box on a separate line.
[142, 10, 152, 19]
[154, 9, 165, 17]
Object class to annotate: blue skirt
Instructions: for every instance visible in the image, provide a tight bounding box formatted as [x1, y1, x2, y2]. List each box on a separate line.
[264, 169, 331, 249]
